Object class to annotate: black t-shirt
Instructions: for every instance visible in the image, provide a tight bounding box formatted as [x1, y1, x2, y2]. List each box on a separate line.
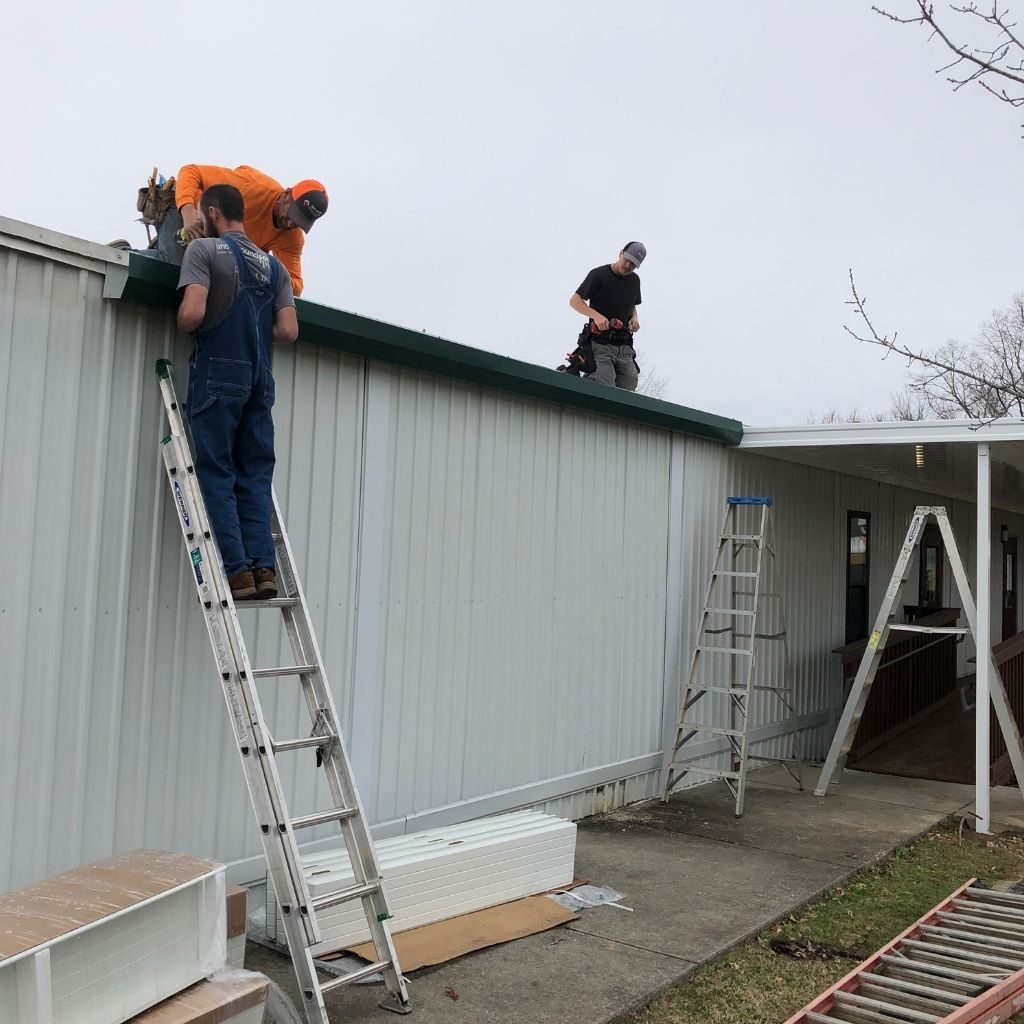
[575, 265, 642, 323]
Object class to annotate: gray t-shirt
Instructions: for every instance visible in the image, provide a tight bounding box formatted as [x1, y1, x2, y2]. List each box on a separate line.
[178, 231, 295, 332]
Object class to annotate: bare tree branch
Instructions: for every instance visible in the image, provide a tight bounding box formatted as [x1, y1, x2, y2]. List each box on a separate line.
[845, 270, 1024, 420]
[875, 1, 1024, 120]
[845, 269, 1024, 408]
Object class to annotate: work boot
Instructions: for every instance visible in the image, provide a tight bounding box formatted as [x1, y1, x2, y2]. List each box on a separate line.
[229, 570, 257, 601]
[106, 239, 131, 250]
[252, 567, 278, 599]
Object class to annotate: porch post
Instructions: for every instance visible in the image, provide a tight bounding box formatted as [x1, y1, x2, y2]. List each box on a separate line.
[976, 442, 992, 834]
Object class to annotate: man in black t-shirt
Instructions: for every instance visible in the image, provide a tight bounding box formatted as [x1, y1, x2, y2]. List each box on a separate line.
[569, 241, 646, 391]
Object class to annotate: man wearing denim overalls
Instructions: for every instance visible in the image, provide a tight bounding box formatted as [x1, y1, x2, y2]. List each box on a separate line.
[176, 184, 299, 602]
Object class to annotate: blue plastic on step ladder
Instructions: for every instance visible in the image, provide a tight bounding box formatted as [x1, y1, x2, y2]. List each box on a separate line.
[727, 496, 773, 506]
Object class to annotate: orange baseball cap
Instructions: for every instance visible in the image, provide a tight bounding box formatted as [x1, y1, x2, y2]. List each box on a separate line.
[289, 179, 329, 232]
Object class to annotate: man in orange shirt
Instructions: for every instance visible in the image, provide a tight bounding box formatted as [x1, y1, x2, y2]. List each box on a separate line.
[145, 164, 328, 297]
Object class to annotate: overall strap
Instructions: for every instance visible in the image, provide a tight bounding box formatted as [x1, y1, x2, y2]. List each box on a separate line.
[221, 234, 259, 290]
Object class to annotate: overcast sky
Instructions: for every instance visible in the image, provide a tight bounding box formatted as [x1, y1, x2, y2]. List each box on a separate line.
[4, 1, 1023, 425]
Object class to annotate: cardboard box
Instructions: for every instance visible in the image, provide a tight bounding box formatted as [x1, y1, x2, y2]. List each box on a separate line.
[225, 884, 247, 971]
[129, 973, 268, 1024]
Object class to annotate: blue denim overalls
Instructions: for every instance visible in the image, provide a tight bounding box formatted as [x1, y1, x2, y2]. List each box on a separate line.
[186, 236, 279, 577]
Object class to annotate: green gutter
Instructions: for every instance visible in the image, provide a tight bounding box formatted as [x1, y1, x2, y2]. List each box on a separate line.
[125, 253, 743, 445]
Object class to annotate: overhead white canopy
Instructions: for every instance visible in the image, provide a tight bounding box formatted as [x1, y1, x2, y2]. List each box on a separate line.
[741, 419, 1024, 515]
[741, 418, 1024, 833]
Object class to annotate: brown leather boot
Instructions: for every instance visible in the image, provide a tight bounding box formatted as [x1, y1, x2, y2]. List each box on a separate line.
[252, 567, 278, 599]
[228, 570, 257, 601]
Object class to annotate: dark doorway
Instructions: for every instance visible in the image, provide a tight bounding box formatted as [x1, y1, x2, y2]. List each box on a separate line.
[845, 511, 871, 643]
[918, 523, 945, 611]
[1003, 533, 1018, 642]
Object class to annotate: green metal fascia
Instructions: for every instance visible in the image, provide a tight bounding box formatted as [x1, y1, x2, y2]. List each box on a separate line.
[122, 253, 743, 445]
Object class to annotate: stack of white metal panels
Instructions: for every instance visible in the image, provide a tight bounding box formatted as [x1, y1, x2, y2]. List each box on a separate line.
[268, 811, 576, 954]
[0, 850, 227, 1024]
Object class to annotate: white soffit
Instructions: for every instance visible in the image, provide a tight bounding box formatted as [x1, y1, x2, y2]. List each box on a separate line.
[740, 420, 1024, 514]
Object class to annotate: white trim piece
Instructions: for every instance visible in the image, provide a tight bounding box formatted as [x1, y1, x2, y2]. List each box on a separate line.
[740, 419, 1024, 448]
[268, 811, 576, 955]
[0, 215, 130, 284]
[976, 443, 993, 834]
[659, 435, 687, 794]
[0, 858, 227, 1024]
[348, 362, 393, 806]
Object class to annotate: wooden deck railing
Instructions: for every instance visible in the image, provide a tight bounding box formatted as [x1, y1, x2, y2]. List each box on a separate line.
[832, 609, 961, 762]
[990, 630, 1024, 785]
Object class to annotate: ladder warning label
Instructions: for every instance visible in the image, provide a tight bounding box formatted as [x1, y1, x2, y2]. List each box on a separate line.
[868, 629, 882, 649]
[190, 547, 204, 586]
[173, 480, 191, 528]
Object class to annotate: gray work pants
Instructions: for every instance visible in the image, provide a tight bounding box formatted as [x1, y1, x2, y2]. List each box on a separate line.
[588, 342, 639, 391]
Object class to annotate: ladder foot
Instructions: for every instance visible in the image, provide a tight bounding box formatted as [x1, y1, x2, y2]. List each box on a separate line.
[378, 993, 413, 1015]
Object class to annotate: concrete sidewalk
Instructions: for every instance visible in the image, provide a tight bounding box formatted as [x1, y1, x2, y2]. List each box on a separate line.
[246, 766, 1008, 1024]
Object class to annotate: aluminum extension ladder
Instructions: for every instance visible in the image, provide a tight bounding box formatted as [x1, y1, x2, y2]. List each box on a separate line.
[661, 496, 803, 817]
[784, 880, 1024, 1024]
[816, 505, 1024, 799]
[155, 360, 410, 1022]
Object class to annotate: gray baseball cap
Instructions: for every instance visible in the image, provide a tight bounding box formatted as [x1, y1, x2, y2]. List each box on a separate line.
[622, 241, 646, 267]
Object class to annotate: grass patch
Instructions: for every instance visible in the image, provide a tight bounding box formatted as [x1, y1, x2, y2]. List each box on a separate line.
[628, 820, 1024, 1024]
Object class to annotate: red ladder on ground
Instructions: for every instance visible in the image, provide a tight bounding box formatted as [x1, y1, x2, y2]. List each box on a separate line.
[783, 879, 1024, 1024]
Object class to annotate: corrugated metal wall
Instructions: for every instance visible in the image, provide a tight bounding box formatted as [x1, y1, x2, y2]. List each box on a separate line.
[2, 229, 1018, 891]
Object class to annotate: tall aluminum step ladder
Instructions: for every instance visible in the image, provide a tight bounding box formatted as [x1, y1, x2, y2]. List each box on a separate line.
[155, 360, 410, 1023]
[661, 496, 803, 817]
[783, 879, 1024, 1024]
[816, 505, 1024, 798]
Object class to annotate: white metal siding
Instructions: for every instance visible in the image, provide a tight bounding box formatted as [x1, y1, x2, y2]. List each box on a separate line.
[3, 228, 1018, 892]
[367, 368, 671, 822]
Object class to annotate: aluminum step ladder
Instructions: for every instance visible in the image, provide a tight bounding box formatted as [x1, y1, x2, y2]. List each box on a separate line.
[155, 360, 410, 1022]
[661, 496, 803, 817]
[816, 505, 1024, 799]
[783, 879, 1024, 1024]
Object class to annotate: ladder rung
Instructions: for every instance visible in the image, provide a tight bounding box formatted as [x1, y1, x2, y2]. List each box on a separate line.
[695, 645, 752, 656]
[721, 534, 763, 541]
[680, 723, 744, 738]
[712, 570, 758, 578]
[252, 663, 319, 679]
[889, 624, 969, 636]
[290, 806, 358, 830]
[706, 607, 756, 616]
[877, 953, 996, 987]
[318, 959, 391, 993]
[691, 684, 792, 695]
[966, 886, 1024, 906]
[311, 880, 381, 913]
[273, 734, 336, 753]
[668, 764, 741, 780]
[733, 590, 778, 597]
[234, 597, 298, 609]
[858, 972, 971, 1006]
[834, 990, 940, 1023]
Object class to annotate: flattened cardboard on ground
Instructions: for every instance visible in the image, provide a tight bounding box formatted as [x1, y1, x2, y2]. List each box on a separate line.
[129, 973, 268, 1024]
[343, 895, 578, 971]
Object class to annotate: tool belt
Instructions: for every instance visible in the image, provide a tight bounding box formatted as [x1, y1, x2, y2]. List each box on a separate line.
[586, 320, 634, 347]
[136, 166, 177, 227]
